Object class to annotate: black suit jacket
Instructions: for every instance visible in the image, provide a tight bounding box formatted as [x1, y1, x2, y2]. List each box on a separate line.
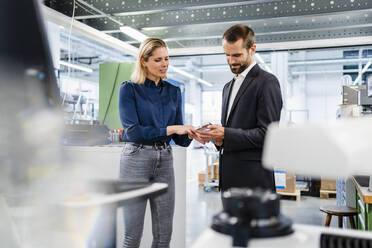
[218, 64, 282, 190]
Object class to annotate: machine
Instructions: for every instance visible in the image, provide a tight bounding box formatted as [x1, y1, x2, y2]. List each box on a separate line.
[192, 118, 372, 247]
[342, 85, 372, 116]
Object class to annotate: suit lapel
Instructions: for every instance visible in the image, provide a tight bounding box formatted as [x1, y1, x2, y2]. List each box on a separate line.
[221, 79, 234, 125]
[227, 64, 260, 124]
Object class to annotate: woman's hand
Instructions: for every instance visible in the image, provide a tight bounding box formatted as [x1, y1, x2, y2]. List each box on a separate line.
[166, 125, 195, 136]
[188, 129, 207, 144]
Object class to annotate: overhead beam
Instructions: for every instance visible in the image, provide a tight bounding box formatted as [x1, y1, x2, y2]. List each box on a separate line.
[163, 25, 372, 50]
[41, 5, 138, 56]
[81, 1, 372, 30]
[65, 0, 268, 16]
[139, 10, 372, 40]
[168, 36, 372, 56]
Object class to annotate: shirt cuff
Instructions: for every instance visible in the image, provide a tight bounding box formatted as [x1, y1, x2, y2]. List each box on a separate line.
[160, 127, 167, 137]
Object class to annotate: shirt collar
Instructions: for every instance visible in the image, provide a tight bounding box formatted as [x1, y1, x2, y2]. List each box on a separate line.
[145, 78, 164, 88]
[234, 61, 256, 80]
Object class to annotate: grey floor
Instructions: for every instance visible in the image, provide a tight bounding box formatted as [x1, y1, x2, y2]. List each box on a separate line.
[185, 148, 338, 248]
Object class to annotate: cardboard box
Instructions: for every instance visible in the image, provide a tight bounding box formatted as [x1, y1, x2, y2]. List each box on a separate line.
[213, 164, 219, 175]
[276, 172, 296, 193]
[321, 178, 336, 190]
[206, 165, 219, 180]
[198, 172, 206, 183]
[198, 172, 214, 181]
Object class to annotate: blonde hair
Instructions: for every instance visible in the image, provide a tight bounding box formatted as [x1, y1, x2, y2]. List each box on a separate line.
[131, 38, 168, 84]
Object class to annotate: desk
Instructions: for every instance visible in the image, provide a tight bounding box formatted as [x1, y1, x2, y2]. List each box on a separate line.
[63, 145, 187, 248]
[7, 182, 167, 248]
[351, 176, 372, 230]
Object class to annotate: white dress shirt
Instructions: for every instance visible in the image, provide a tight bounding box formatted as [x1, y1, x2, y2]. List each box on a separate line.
[226, 62, 256, 122]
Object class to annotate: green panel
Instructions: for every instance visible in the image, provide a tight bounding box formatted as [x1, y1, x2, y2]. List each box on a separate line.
[356, 191, 361, 229]
[99, 62, 134, 129]
[355, 188, 372, 231]
[367, 203, 372, 230]
[364, 202, 368, 230]
[356, 189, 365, 230]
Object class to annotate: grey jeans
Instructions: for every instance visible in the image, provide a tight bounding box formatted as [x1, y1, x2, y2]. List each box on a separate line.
[119, 143, 175, 248]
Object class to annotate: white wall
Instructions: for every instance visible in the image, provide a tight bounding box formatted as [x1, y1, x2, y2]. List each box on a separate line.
[306, 70, 343, 122]
[287, 50, 343, 123]
[183, 79, 202, 127]
[200, 55, 231, 92]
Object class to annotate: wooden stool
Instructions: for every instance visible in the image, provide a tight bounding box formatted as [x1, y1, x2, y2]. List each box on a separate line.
[320, 205, 357, 229]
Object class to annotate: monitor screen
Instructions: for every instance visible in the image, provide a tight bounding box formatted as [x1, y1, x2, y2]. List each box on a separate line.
[0, 0, 60, 105]
[0, 0, 61, 192]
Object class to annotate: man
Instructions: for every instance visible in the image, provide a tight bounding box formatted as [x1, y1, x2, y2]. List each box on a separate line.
[195, 24, 283, 191]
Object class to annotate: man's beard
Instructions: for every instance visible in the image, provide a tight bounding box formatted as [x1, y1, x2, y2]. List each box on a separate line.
[229, 62, 248, 74]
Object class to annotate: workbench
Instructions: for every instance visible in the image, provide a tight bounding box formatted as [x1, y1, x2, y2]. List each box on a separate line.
[352, 176, 372, 231]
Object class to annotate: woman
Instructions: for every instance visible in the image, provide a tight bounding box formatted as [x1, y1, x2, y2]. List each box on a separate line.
[118, 38, 194, 248]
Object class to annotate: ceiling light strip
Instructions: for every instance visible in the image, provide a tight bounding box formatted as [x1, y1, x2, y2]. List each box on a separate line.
[59, 61, 93, 73]
[75, 14, 106, 20]
[120, 26, 149, 42]
[42, 6, 138, 56]
[170, 66, 212, 87]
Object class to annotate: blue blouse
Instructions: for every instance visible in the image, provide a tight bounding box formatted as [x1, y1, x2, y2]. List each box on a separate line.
[118, 78, 191, 147]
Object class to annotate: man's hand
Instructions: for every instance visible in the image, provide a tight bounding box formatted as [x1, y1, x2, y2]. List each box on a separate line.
[195, 124, 225, 143]
[188, 129, 207, 144]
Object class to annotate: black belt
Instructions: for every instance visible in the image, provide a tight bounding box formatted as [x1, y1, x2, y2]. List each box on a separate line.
[127, 141, 170, 150]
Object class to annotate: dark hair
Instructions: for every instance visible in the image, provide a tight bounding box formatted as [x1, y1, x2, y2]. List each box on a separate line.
[222, 24, 255, 50]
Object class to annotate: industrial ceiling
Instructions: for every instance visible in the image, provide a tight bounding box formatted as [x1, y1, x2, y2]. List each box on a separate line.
[44, 0, 372, 56]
